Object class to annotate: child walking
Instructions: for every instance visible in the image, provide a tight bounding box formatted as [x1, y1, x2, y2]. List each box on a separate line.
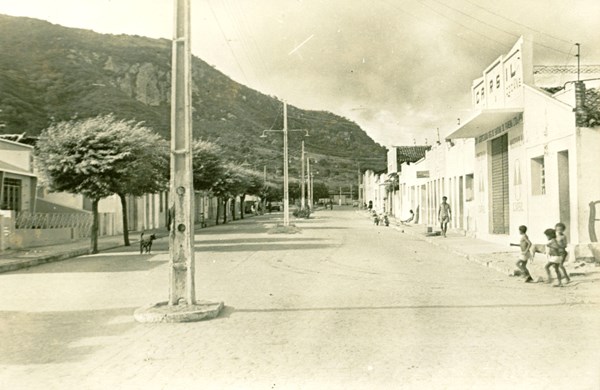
[555, 222, 571, 284]
[514, 225, 534, 283]
[544, 228, 563, 287]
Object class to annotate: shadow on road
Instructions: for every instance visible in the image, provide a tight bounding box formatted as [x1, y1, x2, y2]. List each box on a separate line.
[0, 307, 137, 364]
[297, 226, 349, 230]
[195, 243, 333, 252]
[219, 301, 591, 318]
[10, 253, 168, 274]
[197, 237, 328, 245]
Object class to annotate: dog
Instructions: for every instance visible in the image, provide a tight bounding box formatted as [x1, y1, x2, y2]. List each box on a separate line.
[140, 232, 157, 254]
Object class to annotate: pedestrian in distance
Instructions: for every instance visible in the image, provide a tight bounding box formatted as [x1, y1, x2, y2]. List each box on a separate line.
[438, 196, 451, 237]
[511, 225, 534, 282]
[400, 209, 414, 224]
[544, 228, 563, 287]
[555, 222, 571, 284]
[368, 200, 373, 211]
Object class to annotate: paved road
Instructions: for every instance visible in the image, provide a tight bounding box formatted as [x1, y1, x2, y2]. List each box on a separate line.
[0, 209, 599, 389]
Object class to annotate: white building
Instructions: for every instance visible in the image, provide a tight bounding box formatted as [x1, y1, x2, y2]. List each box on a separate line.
[376, 37, 600, 260]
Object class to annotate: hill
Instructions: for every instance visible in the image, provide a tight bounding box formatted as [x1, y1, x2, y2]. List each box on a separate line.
[0, 14, 387, 188]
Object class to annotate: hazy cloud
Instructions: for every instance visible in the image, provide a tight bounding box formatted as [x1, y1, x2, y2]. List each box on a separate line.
[1, 0, 599, 146]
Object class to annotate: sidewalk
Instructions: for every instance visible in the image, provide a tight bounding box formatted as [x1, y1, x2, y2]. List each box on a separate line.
[0, 230, 153, 274]
[361, 210, 592, 282]
[0, 211, 268, 274]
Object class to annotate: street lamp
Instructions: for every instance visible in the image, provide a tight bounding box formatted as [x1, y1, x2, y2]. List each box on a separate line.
[260, 100, 308, 227]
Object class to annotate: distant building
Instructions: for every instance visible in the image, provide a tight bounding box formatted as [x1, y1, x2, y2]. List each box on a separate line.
[376, 37, 600, 260]
[446, 37, 600, 255]
[0, 138, 37, 213]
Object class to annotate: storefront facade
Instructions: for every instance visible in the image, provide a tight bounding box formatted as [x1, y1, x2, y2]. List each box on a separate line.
[447, 37, 600, 250]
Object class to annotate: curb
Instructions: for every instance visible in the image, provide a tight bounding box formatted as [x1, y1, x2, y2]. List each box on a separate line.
[0, 242, 125, 274]
[388, 219, 515, 276]
[0, 216, 262, 274]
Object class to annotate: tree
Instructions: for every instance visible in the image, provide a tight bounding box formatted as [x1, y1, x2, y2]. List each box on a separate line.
[192, 140, 225, 191]
[237, 168, 264, 219]
[211, 163, 237, 225]
[35, 115, 139, 253]
[110, 121, 169, 246]
[191, 139, 226, 224]
[313, 182, 331, 201]
[585, 88, 600, 127]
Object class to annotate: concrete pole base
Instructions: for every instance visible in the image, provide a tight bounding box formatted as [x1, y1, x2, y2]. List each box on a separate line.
[134, 300, 224, 323]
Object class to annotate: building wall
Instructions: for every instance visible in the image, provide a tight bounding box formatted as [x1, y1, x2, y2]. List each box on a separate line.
[390, 139, 476, 232]
[576, 127, 600, 244]
[3, 173, 35, 212]
[0, 140, 34, 171]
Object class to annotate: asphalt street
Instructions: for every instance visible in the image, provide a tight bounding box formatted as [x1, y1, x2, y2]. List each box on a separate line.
[0, 209, 598, 389]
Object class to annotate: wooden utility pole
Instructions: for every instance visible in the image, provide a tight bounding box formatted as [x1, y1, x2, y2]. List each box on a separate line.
[357, 162, 362, 208]
[282, 102, 290, 226]
[301, 140, 306, 210]
[169, 0, 195, 306]
[306, 157, 311, 209]
[261, 101, 307, 226]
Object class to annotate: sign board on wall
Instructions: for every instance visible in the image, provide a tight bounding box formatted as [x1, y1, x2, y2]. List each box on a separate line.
[472, 36, 533, 109]
[416, 170, 430, 178]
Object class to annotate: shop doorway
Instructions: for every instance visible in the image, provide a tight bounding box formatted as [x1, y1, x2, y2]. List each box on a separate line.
[491, 134, 509, 234]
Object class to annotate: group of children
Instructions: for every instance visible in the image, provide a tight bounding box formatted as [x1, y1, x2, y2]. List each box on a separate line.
[515, 222, 571, 287]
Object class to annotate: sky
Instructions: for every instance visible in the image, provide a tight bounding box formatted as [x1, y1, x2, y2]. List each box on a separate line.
[1, 0, 599, 146]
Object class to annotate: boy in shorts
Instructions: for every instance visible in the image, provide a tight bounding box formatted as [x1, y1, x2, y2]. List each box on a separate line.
[555, 222, 571, 284]
[544, 228, 563, 287]
[514, 225, 534, 283]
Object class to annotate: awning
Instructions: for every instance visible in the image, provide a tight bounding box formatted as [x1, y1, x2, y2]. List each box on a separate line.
[446, 108, 524, 140]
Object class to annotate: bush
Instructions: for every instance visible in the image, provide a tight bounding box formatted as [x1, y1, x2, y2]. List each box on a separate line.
[293, 208, 311, 219]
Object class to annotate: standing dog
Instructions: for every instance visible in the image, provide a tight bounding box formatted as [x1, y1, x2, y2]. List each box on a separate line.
[140, 232, 157, 254]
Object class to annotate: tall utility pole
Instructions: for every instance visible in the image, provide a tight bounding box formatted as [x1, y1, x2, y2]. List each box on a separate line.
[261, 101, 307, 226]
[282, 102, 290, 226]
[576, 43, 581, 81]
[306, 157, 311, 209]
[169, 0, 195, 306]
[310, 172, 314, 207]
[357, 162, 362, 208]
[300, 140, 306, 210]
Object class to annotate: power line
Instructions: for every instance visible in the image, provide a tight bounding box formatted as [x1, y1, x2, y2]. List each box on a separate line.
[458, 0, 574, 46]
[414, 0, 511, 50]
[207, 0, 250, 84]
[378, 0, 501, 56]
[422, 0, 572, 55]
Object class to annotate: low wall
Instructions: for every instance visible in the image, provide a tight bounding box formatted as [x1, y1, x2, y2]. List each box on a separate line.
[0, 211, 116, 251]
[9, 227, 90, 249]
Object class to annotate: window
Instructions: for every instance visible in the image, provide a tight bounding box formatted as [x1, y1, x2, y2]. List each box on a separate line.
[465, 174, 474, 202]
[531, 156, 546, 195]
[2, 178, 22, 211]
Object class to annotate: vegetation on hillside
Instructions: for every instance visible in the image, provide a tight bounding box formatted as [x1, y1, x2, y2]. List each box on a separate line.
[0, 14, 387, 187]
